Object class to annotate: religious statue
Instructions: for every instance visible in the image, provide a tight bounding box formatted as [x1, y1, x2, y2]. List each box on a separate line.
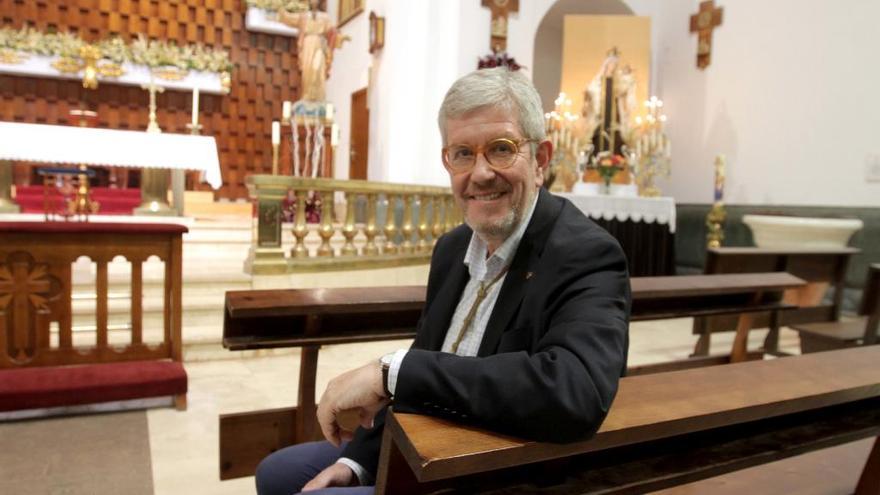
[276, 0, 348, 102]
[582, 48, 637, 157]
[577, 48, 638, 185]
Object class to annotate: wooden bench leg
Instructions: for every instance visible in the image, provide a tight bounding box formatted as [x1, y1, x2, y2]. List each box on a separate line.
[855, 436, 880, 495]
[762, 311, 781, 355]
[296, 346, 320, 443]
[174, 393, 188, 411]
[731, 313, 757, 363]
[692, 333, 711, 357]
[731, 294, 762, 363]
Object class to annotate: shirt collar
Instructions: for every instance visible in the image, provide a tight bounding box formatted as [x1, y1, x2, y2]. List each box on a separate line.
[463, 191, 539, 281]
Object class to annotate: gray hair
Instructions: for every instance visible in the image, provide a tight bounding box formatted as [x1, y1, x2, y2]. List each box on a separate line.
[437, 67, 546, 147]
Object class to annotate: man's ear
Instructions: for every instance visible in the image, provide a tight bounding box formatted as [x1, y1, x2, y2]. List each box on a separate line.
[534, 140, 553, 186]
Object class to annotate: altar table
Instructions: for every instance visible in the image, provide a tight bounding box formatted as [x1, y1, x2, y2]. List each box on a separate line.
[558, 193, 676, 276]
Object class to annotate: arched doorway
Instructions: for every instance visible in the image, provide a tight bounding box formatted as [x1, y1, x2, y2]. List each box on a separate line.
[532, 0, 635, 111]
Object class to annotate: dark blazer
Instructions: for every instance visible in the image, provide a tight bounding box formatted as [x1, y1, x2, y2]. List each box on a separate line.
[341, 188, 631, 478]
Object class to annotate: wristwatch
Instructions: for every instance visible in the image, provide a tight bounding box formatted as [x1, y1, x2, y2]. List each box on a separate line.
[379, 352, 394, 399]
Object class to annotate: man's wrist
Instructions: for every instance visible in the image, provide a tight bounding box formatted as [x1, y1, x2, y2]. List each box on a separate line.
[336, 458, 371, 486]
[379, 352, 394, 398]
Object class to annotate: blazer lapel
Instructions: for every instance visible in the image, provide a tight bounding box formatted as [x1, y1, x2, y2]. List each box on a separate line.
[423, 238, 470, 351]
[477, 189, 562, 357]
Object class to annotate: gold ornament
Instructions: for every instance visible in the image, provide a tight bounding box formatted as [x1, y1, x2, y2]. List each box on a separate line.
[51, 57, 83, 74]
[0, 49, 26, 64]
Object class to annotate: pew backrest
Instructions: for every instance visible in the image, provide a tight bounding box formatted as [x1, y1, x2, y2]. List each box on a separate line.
[376, 346, 880, 494]
[695, 247, 859, 335]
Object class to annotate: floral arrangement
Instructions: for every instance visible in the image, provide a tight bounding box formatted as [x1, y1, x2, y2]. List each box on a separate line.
[590, 151, 626, 186]
[0, 27, 233, 73]
[477, 52, 523, 71]
[245, 0, 310, 14]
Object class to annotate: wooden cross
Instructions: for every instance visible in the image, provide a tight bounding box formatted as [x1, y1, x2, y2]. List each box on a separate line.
[0, 253, 61, 363]
[482, 0, 519, 53]
[689, 0, 723, 69]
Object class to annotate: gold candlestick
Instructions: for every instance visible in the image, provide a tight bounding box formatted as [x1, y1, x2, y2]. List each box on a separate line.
[706, 201, 726, 248]
[141, 77, 164, 133]
[271, 143, 280, 175]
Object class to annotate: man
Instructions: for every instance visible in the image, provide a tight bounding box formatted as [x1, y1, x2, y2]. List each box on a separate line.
[256, 67, 630, 495]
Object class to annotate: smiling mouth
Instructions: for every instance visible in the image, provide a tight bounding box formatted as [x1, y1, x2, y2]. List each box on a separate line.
[469, 192, 506, 201]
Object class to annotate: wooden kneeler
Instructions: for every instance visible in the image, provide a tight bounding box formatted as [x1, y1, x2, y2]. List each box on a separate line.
[793, 263, 880, 352]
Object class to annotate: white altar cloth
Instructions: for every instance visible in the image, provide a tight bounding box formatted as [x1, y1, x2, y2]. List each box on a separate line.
[0, 122, 222, 189]
[558, 192, 676, 233]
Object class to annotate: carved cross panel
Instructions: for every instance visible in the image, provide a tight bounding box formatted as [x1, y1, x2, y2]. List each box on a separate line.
[0, 252, 63, 364]
[689, 0, 723, 69]
[482, 0, 519, 53]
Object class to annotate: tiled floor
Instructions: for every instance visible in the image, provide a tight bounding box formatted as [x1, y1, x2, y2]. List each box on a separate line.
[146, 319, 804, 494]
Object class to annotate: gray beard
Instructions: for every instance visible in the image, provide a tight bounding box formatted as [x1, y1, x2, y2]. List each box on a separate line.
[466, 189, 532, 245]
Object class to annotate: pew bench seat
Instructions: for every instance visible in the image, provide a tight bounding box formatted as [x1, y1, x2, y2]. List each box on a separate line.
[794, 318, 872, 352]
[0, 360, 187, 412]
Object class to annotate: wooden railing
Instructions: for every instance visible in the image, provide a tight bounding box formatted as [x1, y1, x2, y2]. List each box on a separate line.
[245, 175, 458, 275]
[0, 222, 186, 368]
[0, 221, 187, 411]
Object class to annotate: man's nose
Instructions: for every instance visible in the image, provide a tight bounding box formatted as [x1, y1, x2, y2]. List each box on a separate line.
[470, 153, 496, 182]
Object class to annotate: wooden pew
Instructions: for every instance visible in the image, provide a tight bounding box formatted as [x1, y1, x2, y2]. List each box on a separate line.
[693, 247, 859, 357]
[792, 263, 880, 352]
[218, 272, 804, 479]
[375, 346, 880, 495]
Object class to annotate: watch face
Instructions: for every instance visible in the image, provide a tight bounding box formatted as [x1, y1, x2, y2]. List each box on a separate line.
[380, 353, 394, 366]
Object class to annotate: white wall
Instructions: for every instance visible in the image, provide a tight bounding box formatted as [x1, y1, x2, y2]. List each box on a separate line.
[326, 0, 555, 187]
[639, 0, 880, 207]
[327, 0, 461, 187]
[330, 0, 880, 207]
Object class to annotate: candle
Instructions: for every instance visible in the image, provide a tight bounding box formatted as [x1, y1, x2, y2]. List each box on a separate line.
[191, 88, 200, 126]
[714, 154, 726, 202]
[282, 100, 291, 121]
[326, 103, 334, 121]
[271, 121, 280, 145]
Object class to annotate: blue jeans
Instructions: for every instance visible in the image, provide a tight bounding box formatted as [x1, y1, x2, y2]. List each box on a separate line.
[255, 441, 374, 495]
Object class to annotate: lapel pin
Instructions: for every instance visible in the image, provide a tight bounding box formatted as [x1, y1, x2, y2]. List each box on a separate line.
[525, 272, 534, 280]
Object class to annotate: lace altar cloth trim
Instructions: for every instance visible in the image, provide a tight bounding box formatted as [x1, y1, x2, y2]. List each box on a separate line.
[557, 193, 676, 233]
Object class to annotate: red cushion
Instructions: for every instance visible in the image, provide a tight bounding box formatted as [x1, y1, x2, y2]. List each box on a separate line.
[0, 361, 187, 412]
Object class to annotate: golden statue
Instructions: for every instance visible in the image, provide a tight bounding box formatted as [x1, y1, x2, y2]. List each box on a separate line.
[277, 0, 349, 102]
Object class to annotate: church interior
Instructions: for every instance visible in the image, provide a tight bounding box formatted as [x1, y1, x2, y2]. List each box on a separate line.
[1, 0, 879, 493]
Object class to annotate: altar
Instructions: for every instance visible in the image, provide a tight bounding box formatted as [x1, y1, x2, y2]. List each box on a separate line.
[558, 193, 676, 276]
[0, 121, 221, 215]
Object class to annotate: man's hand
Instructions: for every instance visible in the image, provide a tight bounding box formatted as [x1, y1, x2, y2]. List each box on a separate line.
[317, 360, 390, 446]
[302, 462, 356, 491]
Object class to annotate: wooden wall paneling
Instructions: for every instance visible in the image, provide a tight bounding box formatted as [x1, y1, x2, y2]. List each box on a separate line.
[0, 0, 302, 199]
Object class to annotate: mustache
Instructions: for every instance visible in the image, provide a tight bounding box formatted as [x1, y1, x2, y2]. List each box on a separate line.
[464, 184, 511, 196]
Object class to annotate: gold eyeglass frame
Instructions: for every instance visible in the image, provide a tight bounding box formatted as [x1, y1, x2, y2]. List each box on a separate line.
[442, 137, 535, 174]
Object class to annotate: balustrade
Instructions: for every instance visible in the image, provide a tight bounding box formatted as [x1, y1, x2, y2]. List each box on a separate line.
[245, 176, 459, 275]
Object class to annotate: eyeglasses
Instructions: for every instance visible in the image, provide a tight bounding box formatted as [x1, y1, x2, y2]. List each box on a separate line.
[442, 137, 534, 174]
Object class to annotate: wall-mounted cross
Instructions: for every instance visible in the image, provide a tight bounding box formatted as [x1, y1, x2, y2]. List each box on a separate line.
[689, 0, 723, 69]
[482, 0, 519, 53]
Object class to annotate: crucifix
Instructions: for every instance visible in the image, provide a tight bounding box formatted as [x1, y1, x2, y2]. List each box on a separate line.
[689, 0, 723, 69]
[482, 0, 519, 53]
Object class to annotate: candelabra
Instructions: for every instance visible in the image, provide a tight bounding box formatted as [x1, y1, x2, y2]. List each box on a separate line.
[544, 92, 582, 191]
[632, 96, 671, 197]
